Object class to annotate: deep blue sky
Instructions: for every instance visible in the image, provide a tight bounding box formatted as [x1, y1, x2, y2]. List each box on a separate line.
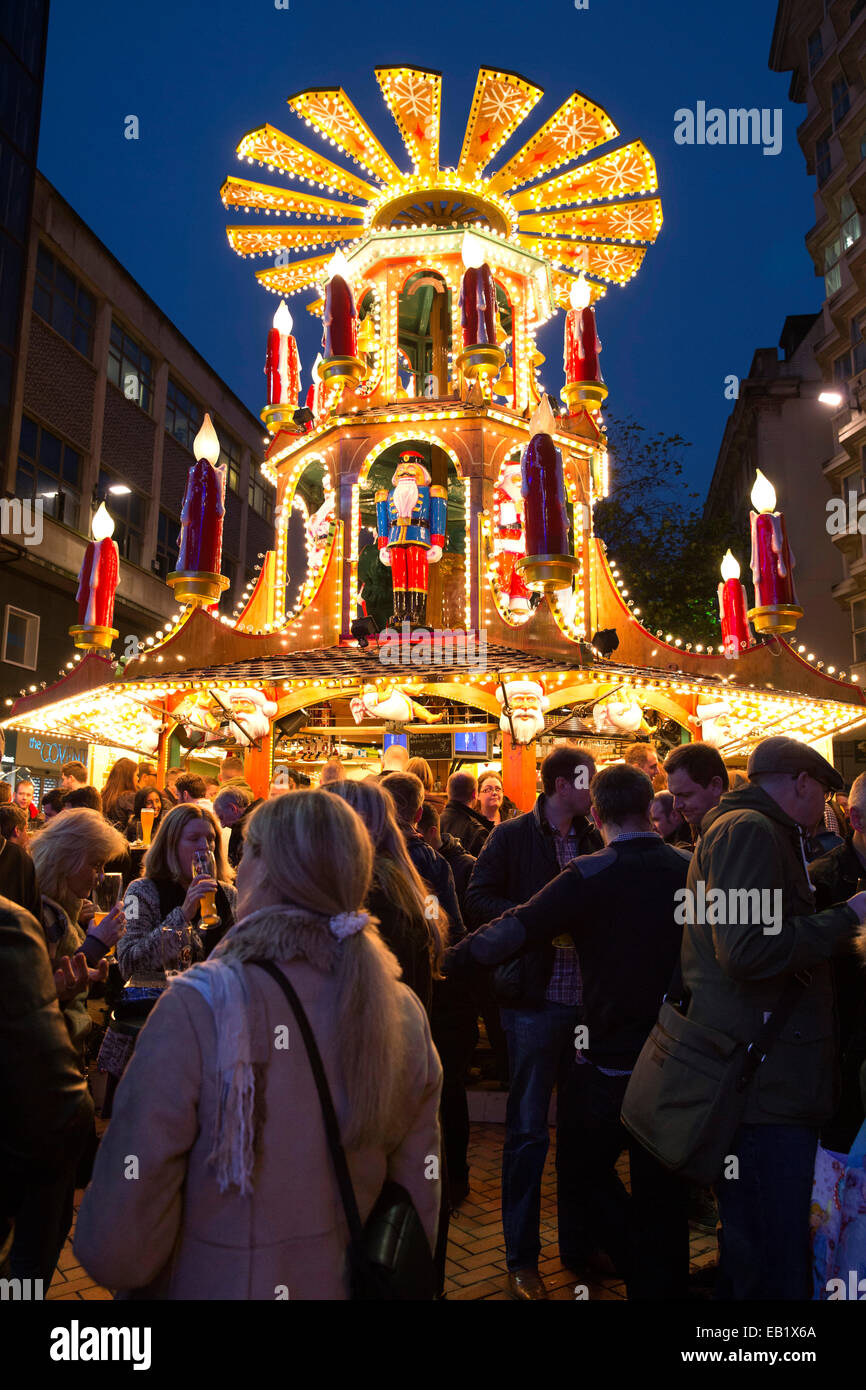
[38, 0, 815, 493]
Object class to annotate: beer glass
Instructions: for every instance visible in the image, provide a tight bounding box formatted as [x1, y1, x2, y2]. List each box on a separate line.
[192, 849, 219, 927]
[92, 872, 123, 927]
[140, 805, 156, 846]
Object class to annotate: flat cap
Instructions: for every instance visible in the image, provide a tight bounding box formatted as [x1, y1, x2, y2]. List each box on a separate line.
[747, 736, 843, 791]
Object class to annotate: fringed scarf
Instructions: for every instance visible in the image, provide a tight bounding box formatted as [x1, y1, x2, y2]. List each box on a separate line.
[171, 903, 360, 1196]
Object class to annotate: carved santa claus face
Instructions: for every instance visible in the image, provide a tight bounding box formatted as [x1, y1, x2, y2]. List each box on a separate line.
[499, 464, 523, 505]
[497, 681, 548, 745]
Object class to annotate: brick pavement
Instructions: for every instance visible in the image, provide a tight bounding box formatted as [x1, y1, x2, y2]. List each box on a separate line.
[49, 1121, 718, 1302]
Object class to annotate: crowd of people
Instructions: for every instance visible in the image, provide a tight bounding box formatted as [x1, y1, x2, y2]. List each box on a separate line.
[1, 733, 864, 1301]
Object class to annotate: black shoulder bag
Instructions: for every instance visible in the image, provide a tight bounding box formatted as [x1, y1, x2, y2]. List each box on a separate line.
[253, 960, 436, 1301]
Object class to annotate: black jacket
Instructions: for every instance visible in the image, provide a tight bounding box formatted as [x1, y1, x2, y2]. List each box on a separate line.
[0, 899, 94, 1264]
[367, 881, 432, 1017]
[440, 801, 491, 858]
[464, 796, 602, 1008]
[809, 835, 866, 1148]
[0, 834, 41, 920]
[437, 833, 476, 909]
[401, 828, 464, 943]
[457, 837, 689, 1067]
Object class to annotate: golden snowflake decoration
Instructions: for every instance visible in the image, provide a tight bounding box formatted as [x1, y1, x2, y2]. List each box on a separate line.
[221, 65, 663, 305]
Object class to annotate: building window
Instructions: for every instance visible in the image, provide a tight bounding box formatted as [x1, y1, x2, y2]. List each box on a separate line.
[219, 432, 241, 494]
[248, 472, 274, 524]
[825, 236, 843, 297]
[816, 130, 833, 186]
[808, 26, 824, 73]
[852, 320, 866, 375]
[853, 598, 866, 662]
[107, 321, 154, 413]
[98, 470, 146, 565]
[2, 605, 39, 669]
[834, 351, 853, 382]
[842, 193, 862, 250]
[15, 414, 81, 529]
[154, 510, 180, 578]
[165, 378, 202, 452]
[32, 244, 94, 358]
[832, 77, 851, 129]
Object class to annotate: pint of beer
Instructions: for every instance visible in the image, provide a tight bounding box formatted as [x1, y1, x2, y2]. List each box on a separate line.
[140, 806, 155, 846]
[192, 849, 219, 926]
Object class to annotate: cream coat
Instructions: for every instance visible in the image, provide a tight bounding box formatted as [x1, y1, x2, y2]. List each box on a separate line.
[74, 957, 442, 1299]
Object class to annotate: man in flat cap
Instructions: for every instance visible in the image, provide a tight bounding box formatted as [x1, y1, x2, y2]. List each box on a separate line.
[681, 736, 866, 1300]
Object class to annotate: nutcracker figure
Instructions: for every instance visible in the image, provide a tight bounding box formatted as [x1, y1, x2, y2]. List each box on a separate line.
[375, 450, 447, 628]
[493, 463, 531, 616]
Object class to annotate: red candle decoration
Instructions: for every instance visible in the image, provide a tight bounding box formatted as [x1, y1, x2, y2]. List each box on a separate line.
[562, 273, 607, 414]
[521, 396, 569, 557]
[322, 250, 358, 359]
[749, 469, 797, 606]
[459, 232, 496, 347]
[564, 276, 603, 385]
[75, 503, 119, 629]
[266, 300, 301, 407]
[177, 414, 226, 575]
[748, 469, 803, 636]
[717, 550, 752, 656]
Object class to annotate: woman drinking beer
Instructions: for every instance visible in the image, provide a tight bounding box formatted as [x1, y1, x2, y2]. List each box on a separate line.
[118, 804, 235, 986]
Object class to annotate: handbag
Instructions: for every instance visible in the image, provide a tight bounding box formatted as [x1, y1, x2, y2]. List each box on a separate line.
[810, 1119, 866, 1299]
[253, 960, 436, 1301]
[621, 967, 809, 1186]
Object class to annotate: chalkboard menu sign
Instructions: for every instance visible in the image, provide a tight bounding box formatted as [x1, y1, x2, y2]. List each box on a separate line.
[409, 731, 453, 760]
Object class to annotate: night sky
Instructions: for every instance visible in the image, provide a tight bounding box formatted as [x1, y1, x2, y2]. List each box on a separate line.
[37, 0, 814, 492]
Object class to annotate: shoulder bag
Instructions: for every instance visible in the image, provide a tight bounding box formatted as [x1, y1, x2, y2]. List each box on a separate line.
[620, 965, 810, 1186]
[253, 959, 436, 1300]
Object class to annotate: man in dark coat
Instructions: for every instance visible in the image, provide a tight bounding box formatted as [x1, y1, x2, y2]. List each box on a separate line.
[0, 828, 40, 919]
[809, 769, 866, 1153]
[452, 763, 692, 1300]
[463, 744, 601, 1299]
[1, 899, 94, 1280]
[683, 737, 866, 1300]
[440, 771, 491, 857]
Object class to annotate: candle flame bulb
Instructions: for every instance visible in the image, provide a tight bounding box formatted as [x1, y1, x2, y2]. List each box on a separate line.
[461, 230, 487, 269]
[273, 300, 293, 335]
[751, 469, 777, 514]
[326, 248, 351, 281]
[91, 502, 115, 542]
[569, 273, 592, 311]
[194, 413, 220, 466]
[720, 549, 740, 582]
[529, 394, 557, 438]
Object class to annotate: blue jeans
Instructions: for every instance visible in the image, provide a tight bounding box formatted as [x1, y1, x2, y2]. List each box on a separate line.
[715, 1123, 818, 1300]
[501, 1002, 585, 1270]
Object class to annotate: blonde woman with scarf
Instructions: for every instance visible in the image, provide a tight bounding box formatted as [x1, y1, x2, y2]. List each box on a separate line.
[75, 790, 442, 1299]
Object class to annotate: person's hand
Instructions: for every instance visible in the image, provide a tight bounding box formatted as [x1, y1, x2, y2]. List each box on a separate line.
[846, 891, 866, 923]
[378, 548, 392, 567]
[427, 545, 442, 563]
[181, 877, 218, 923]
[78, 898, 96, 927]
[54, 954, 109, 1002]
[86, 903, 126, 947]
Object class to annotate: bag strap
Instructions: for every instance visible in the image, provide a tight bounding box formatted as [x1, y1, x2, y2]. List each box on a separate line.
[735, 970, 811, 1090]
[251, 959, 364, 1246]
[664, 956, 811, 1091]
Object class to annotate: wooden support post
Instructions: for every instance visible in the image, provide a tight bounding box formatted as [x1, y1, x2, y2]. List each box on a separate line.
[500, 730, 537, 813]
[243, 688, 275, 798]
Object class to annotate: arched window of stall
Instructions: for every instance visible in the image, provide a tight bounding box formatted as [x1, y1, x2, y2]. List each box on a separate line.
[397, 270, 452, 399]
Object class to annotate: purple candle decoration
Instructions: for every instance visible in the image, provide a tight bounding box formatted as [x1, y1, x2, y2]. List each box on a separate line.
[459, 231, 496, 347]
[520, 395, 570, 557]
